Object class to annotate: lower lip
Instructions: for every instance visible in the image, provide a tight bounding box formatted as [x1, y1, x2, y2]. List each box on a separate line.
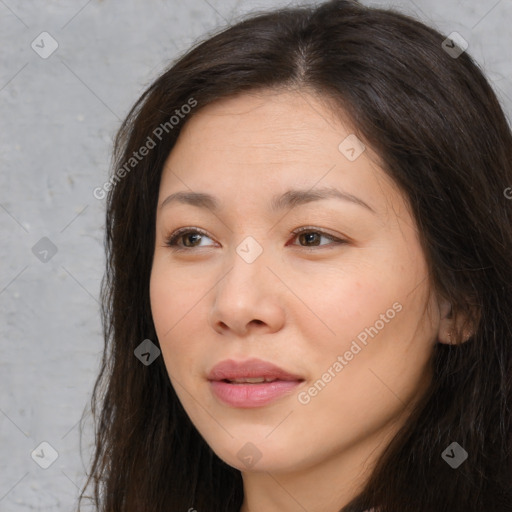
[209, 380, 303, 408]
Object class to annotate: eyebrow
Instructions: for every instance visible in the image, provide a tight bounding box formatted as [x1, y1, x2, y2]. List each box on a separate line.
[159, 186, 376, 214]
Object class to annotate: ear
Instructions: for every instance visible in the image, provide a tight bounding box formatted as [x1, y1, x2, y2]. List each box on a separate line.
[437, 297, 475, 345]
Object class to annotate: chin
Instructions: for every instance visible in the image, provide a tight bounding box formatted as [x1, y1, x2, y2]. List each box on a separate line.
[205, 434, 304, 473]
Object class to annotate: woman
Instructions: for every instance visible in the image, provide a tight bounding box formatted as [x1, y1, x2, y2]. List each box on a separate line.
[79, 1, 512, 511]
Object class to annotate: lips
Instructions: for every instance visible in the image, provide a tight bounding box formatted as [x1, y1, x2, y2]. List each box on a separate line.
[207, 358, 304, 382]
[207, 358, 305, 408]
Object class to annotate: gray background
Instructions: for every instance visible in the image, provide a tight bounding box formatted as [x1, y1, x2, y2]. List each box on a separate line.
[1, 0, 510, 510]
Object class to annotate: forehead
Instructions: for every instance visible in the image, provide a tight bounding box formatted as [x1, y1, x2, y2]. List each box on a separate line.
[159, 89, 408, 219]
[176, 89, 353, 156]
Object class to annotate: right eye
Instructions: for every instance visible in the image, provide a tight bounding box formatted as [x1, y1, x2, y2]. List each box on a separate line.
[164, 228, 215, 251]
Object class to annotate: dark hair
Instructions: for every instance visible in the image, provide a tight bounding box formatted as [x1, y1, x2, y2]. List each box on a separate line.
[78, 1, 512, 511]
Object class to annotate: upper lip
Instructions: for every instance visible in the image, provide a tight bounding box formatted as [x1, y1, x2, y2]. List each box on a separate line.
[207, 358, 304, 382]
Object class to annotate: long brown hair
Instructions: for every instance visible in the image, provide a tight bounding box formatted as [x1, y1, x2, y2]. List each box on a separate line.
[78, 1, 512, 510]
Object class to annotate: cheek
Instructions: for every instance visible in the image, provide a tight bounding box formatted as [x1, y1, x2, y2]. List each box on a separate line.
[149, 260, 210, 375]
[302, 259, 435, 389]
[150, 264, 185, 359]
[150, 257, 197, 334]
[150, 265, 173, 340]
[297, 267, 393, 352]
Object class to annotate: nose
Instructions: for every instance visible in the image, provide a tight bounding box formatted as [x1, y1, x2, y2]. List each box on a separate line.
[208, 247, 286, 337]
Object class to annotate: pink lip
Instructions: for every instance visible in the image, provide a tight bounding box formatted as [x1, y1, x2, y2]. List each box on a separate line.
[207, 358, 305, 408]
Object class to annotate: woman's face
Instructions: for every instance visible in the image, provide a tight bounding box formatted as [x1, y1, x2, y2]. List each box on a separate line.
[150, 89, 444, 478]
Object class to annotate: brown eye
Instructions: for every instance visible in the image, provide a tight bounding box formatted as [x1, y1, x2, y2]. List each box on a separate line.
[297, 231, 323, 246]
[164, 227, 347, 252]
[165, 228, 214, 250]
[290, 228, 347, 248]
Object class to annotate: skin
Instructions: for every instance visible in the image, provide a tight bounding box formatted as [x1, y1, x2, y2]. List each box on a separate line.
[149, 88, 460, 512]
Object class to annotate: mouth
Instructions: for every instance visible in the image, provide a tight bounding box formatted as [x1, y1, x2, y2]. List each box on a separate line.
[207, 358, 305, 408]
[221, 377, 286, 384]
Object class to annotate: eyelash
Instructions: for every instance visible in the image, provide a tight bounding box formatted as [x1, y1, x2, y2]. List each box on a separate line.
[164, 226, 347, 252]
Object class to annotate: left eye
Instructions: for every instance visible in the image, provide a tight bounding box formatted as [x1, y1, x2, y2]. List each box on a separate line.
[290, 228, 344, 248]
[164, 227, 346, 250]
